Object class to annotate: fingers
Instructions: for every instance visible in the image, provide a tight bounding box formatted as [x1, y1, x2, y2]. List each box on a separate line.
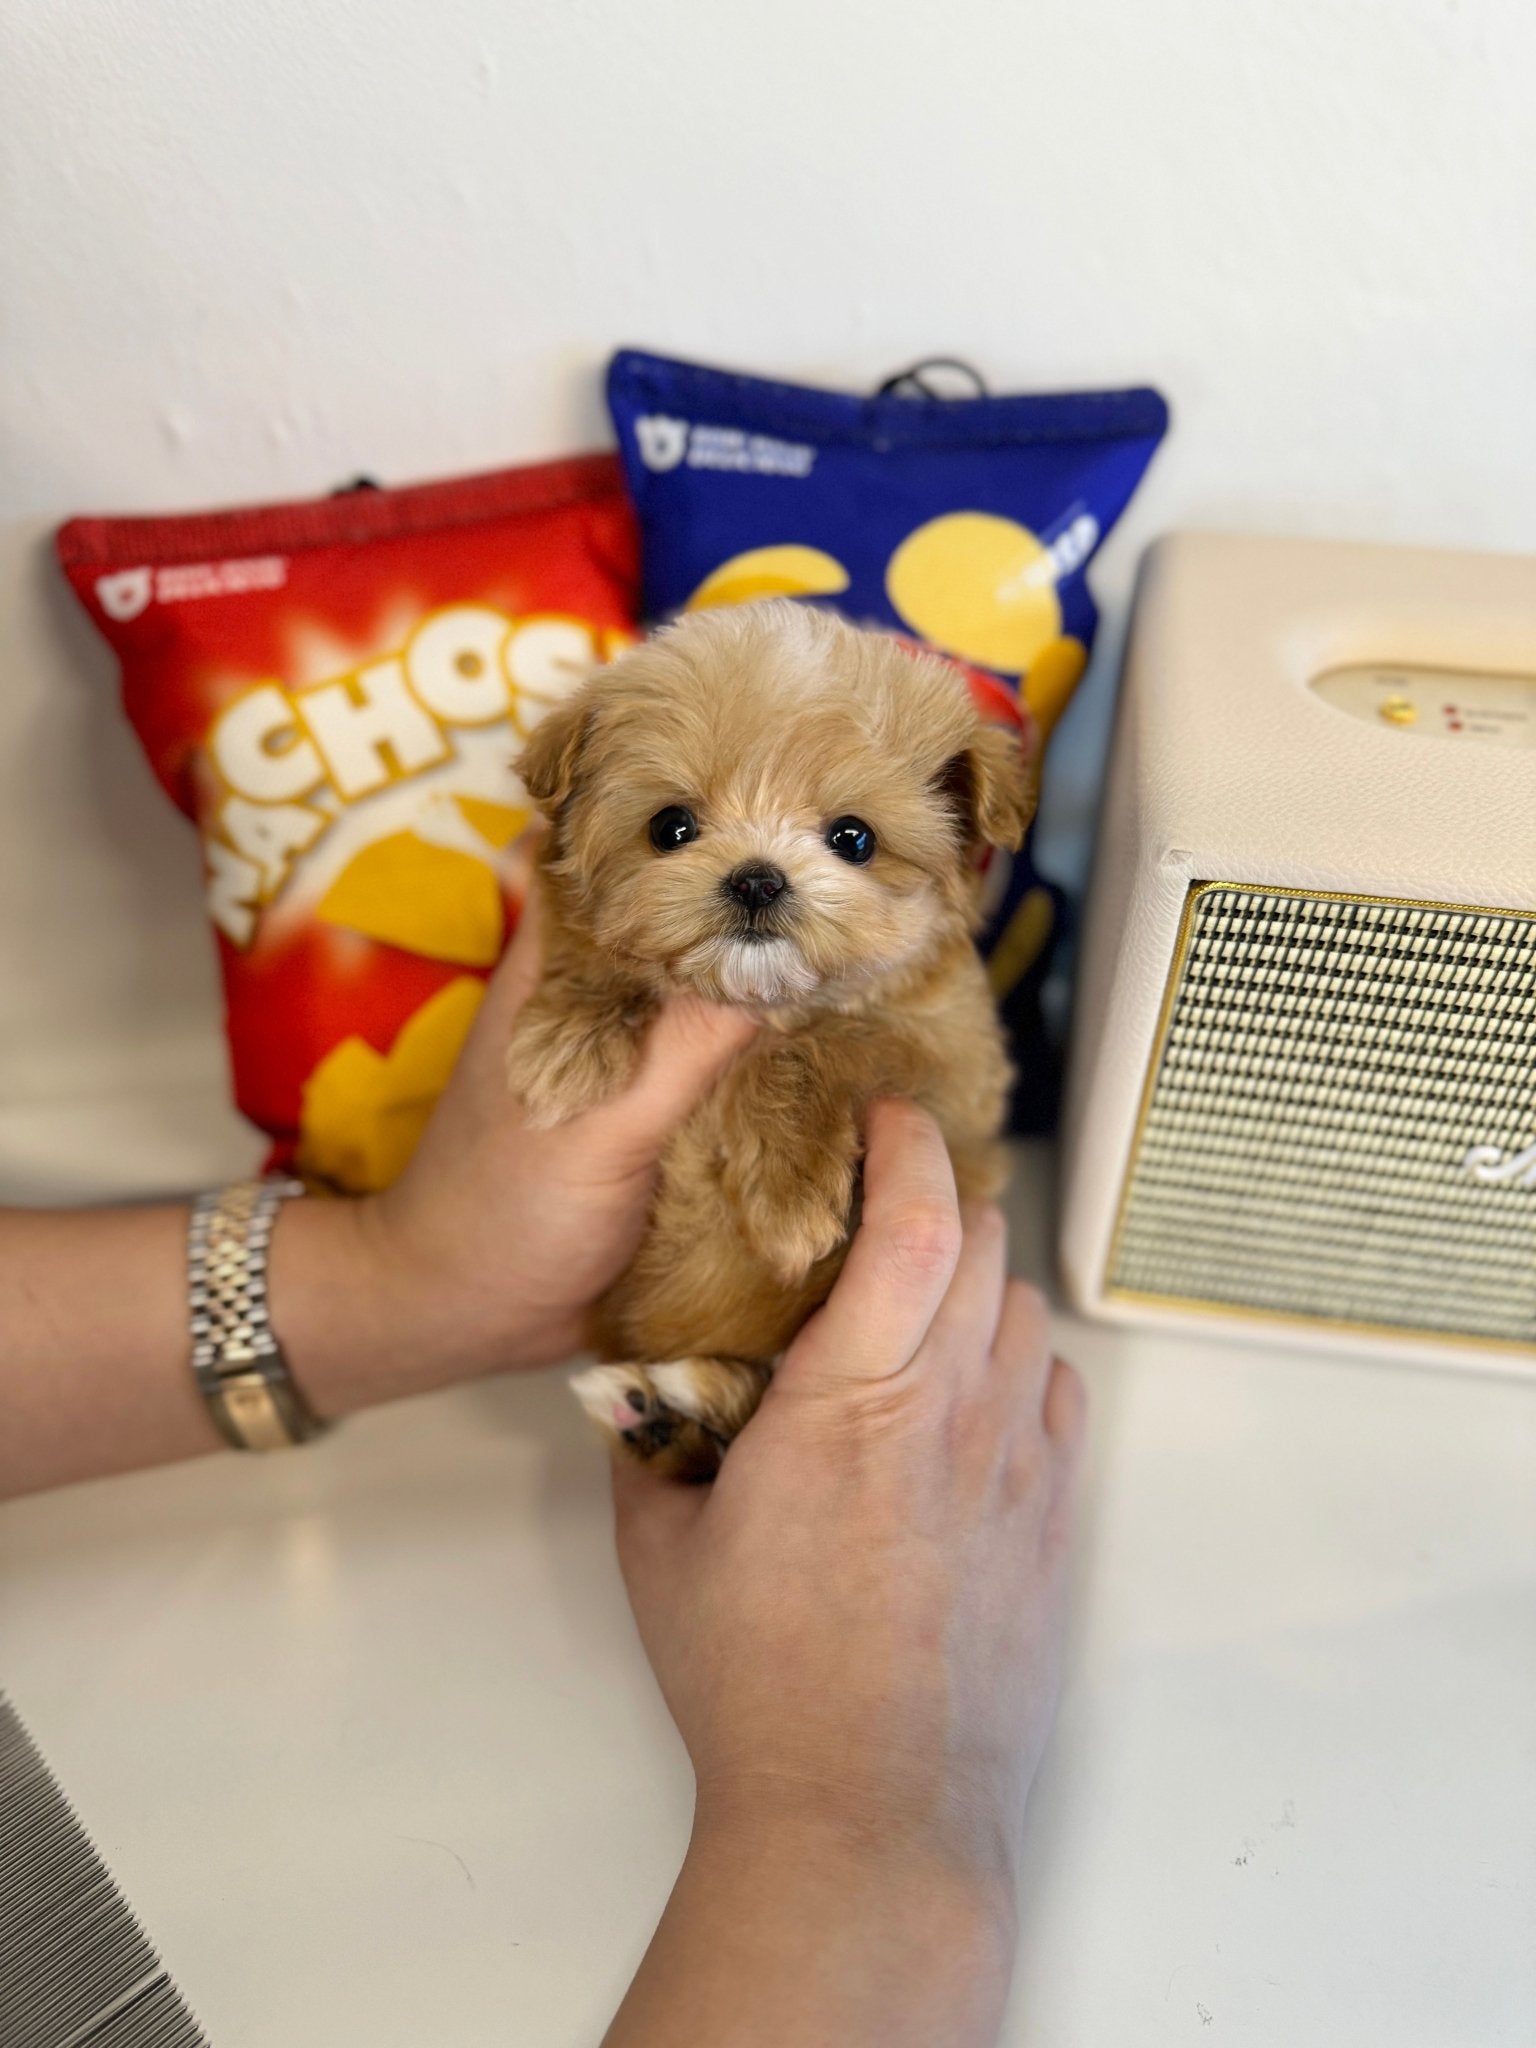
[483, 875, 547, 1028]
[991, 1278, 1087, 1482]
[779, 1098, 961, 1386]
[596, 996, 760, 1169]
[991, 1277, 1056, 1412]
[447, 883, 547, 1106]
[992, 1280, 1086, 1446]
[1042, 1354, 1087, 1456]
[393, 883, 548, 1136]
[920, 1201, 1009, 1374]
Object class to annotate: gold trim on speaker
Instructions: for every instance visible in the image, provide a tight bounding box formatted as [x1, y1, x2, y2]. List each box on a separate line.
[1102, 881, 1536, 1357]
[1102, 878, 1210, 1291]
[1105, 1285, 1536, 1360]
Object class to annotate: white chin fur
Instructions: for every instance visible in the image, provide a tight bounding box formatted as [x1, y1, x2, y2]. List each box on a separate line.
[691, 936, 817, 1005]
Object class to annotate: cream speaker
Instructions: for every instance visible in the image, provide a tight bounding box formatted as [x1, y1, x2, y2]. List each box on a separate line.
[1059, 532, 1536, 1373]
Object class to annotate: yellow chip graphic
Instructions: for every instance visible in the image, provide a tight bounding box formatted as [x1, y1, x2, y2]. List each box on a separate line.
[316, 831, 505, 967]
[1022, 634, 1089, 741]
[298, 975, 486, 1193]
[985, 885, 1055, 1000]
[685, 544, 850, 611]
[454, 794, 532, 851]
[885, 513, 1063, 675]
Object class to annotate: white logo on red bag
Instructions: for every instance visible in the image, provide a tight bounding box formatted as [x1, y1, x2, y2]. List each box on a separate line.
[95, 568, 153, 621]
[635, 415, 690, 473]
[155, 556, 287, 603]
[94, 557, 289, 621]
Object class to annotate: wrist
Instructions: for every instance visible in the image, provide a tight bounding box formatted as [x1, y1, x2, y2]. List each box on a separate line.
[361, 1183, 589, 1381]
[269, 1191, 503, 1415]
[691, 1773, 1018, 1958]
[696, 1757, 1018, 1890]
[642, 1786, 1016, 2048]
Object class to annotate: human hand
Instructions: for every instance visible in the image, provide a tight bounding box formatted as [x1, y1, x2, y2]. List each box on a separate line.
[614, 1096, 1085, 1894]
[274, 884, 758, 1410]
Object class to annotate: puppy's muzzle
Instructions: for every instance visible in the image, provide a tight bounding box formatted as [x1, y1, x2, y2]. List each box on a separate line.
[723, 862, 789, 915]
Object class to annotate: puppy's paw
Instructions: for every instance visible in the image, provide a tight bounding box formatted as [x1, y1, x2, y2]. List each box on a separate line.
[649, 1358, 772, 1436]
[571, 1359, 770, 1482]
[726, 1140, 855, 1284]
[508, 997, 643, 1128]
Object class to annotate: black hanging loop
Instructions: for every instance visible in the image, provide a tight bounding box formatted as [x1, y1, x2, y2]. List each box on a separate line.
[874, 357, 990, 401]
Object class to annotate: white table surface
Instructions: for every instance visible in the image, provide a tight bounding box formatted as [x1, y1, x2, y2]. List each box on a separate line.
[2, 1144, 1534, 2048]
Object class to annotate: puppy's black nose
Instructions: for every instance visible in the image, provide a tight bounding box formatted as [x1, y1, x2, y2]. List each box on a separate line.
[725, 862, 788, 911]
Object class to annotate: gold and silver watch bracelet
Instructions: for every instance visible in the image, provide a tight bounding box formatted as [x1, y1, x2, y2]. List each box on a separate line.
[187, 1177, 325, 1451]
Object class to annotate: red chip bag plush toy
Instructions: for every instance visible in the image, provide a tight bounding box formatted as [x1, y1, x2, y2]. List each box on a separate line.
[58, 456, 639, 1192]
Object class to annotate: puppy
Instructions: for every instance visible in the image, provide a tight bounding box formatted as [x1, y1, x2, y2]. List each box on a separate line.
[508, 600, 1033, 1478]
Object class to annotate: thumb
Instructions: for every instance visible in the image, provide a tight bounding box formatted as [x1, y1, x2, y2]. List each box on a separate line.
[776, 1098, 961, 1389]
[441, 876, 546, 1103]
[591, 995, 760, 1170]
[476, 875, 546, 1036]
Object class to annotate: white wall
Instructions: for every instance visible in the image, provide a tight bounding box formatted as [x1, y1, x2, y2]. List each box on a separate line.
[8, 0, 1536, 854]
[4, 0, 1535, 1187]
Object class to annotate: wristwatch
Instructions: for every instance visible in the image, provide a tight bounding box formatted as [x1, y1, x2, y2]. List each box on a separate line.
[187, 1177, 325, 1451]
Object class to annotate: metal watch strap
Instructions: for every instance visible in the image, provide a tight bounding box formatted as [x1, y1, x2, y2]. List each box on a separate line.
[188, 1177, 324, 1451]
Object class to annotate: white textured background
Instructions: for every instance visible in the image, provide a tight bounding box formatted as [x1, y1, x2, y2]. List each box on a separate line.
[3, 0, 1536, 1188]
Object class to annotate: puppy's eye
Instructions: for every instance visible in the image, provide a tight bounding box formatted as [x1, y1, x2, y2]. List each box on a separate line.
[648, 805, 698, 852]
[825, 816, 876, 865]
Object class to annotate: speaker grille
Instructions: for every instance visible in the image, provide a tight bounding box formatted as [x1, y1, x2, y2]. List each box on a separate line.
[1107, 886, 1536, 1350]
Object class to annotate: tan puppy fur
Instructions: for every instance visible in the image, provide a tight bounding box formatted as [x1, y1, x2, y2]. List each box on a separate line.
[509, 600, 1034, 1478]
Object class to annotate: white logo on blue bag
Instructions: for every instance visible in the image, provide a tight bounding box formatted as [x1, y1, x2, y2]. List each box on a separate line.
[635, 415, 690, 473]
[634, 413, 816, 479]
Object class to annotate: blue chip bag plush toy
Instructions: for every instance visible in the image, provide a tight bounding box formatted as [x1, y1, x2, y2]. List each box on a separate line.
[606, 348, 1169, 1131]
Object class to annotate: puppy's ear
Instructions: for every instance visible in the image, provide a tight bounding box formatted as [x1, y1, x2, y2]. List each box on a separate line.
[517, 694, 591, 811]
[940, 722, 1036, 853]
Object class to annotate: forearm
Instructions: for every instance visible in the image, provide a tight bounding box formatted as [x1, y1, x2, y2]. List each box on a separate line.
[0, 1202, 216, 1496]
[0, 1195, 515, 1500]
[605, 1794, 1015, 2048]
